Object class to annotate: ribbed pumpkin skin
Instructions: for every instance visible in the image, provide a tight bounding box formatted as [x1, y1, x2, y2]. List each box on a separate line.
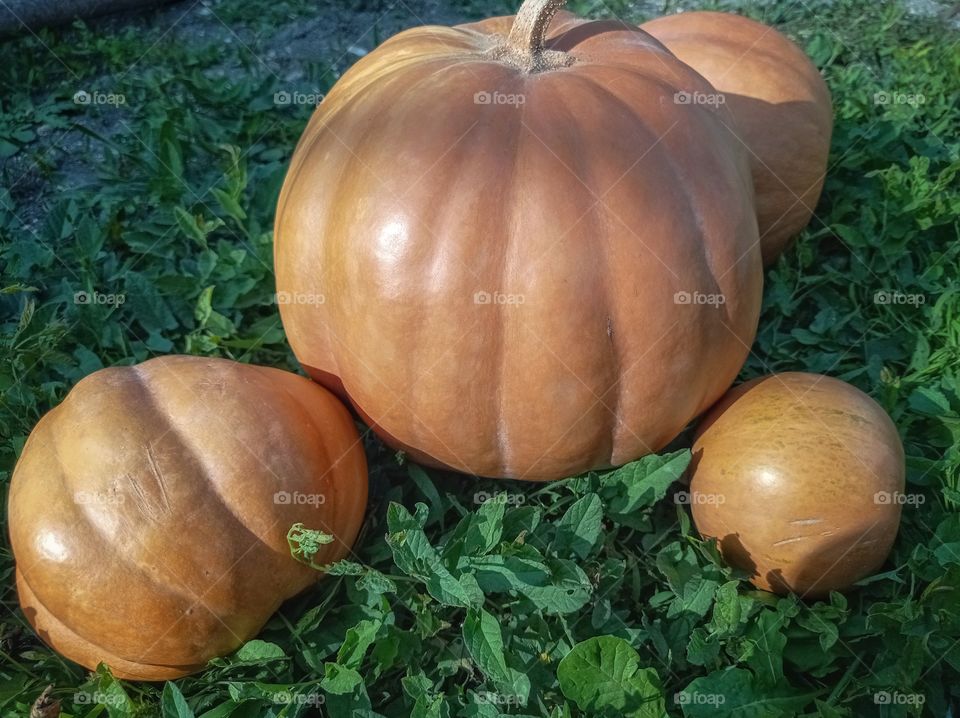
[642, 11, 833, 265]
[275, 10, 763, 481]
[9, 356, 367, 680]
[690, 373, 904, 598]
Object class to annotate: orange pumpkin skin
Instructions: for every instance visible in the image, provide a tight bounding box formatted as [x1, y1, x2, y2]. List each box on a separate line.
[275, 2, 763, 481]
[642, 11, 833, 265]
[690, 373, 904, 598]
[9, 356, 367, 680]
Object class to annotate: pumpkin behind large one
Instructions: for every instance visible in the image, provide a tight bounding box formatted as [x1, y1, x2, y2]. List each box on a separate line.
[9, 356, 367, 680]
[642, 11, 833, 265]
[274, 0, 763, 481]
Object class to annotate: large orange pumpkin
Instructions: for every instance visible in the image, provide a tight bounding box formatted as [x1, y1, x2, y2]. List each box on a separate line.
[642, 11, 833, 265]
[275, 0, 763, 481]
[689, 373, 904, 598]
[9, 356, 367, 680]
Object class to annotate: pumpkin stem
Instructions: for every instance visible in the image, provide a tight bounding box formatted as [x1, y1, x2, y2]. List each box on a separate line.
[507, 0, 567, 54]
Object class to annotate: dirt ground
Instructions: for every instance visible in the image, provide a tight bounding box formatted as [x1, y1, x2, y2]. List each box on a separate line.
[3, 0, 957, 235]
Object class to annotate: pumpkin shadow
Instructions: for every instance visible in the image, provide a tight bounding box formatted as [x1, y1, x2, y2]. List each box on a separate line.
[714, 93, 831, 249]
[548, 19, 667, 52]
[717, 532, 758, 581]
[713, 522, 895, 600]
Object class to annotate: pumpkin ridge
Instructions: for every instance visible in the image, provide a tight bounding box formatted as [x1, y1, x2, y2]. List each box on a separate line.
[132, 361, 304, 567]
[563, 69, 754, 457]
[15, 568, 202, 679]
[388, 67, 483, 459]
[276, 53, 466, 235]
[591, 64, 759, 284]
[375, 24, 480, 57]
[324, 63, 511, 473]
[299, 58, 489, 390]
[277, 89, 388, 384]
[490, 72, 529, 477]
[248, 365, 354, 565]
[577, 68, 710, 281]
[532, 72, 620, 466]
[137, 359, 302, 557]
[37, 392, 212, 660]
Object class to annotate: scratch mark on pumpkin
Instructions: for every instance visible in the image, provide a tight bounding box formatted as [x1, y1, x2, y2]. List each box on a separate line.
[127, 471, 156, 521]
[145, 444, 171, 513]
[789, 518, 823, 526]
[128, 445, 171, 522]
[773, 536, 808, 546]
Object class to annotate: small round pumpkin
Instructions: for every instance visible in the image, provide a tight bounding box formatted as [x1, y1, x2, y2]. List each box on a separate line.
[275, 0, 762, 481]
[642, 11, 833, 265]
[9, 356, 367, 680]
[689, 372, 904, 597]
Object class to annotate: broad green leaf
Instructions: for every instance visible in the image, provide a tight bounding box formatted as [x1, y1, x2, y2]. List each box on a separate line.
[234, 639, 286, 662]
[602, 450, 691, 517]
[553, 493, 603, 559]
[502, 505, 542, 540]
[558, 636, 665, 717]
[173, 206, 208, 247]
[462, 496, 506, 556]
[357, 568, 398, 600]
[161, 682, 195, 718]
[322, 662, 364, 695]
[411, 694, 449, 718]
[741, 609, 787, 687]
[679, 668, 815, 717]
[338, 618, 382, 669]
[211, 187, 247, 221]
[686, 627, 722, 666]
[467, 554, 592, 613]
[463, 607, 509, 682]
[197, 702, 242, 718]
[669, 577, 719, 619]
[75, 214, 104, 259]
[708, 582, 743, 636]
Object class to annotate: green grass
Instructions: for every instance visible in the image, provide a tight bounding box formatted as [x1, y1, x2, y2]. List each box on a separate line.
[1, 0, 959, 716]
